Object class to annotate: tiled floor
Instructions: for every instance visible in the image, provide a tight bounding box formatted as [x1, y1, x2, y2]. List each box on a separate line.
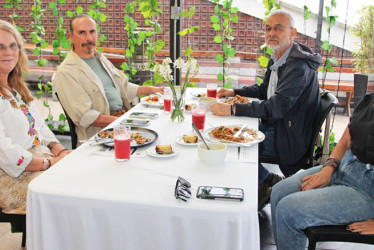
[2, 101, 372, 249]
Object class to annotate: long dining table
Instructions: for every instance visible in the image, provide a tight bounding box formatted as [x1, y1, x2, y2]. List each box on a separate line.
[27, 88, 260, 250]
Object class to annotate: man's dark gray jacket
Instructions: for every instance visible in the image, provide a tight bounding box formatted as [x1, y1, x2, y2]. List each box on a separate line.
[234, 42, 322, 176]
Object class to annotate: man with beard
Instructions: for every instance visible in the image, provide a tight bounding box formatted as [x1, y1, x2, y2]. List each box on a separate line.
[210, 10, 322, 210]
[54, 14, 163, 144]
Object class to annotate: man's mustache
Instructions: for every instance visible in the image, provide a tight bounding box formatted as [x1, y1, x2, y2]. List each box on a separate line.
[266, 36, 279, 43]
[82, 42, 95, 47]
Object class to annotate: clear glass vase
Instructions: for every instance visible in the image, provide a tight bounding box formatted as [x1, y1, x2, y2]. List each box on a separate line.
[171, 92, 185, 122]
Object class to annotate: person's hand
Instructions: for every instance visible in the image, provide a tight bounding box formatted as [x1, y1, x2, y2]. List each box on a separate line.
[50, 150, 72, 167]
[300, 167, 333, 191]
[217, 88, 234, 98]
[57, 149, 73, 158]
[347, 219, 374, 235]
[153, 86, 165, 94]
[210, 102, 231, 116]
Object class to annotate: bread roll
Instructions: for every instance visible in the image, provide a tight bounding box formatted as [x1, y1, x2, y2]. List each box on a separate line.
[156, 144, 173, 154]
[183, 135, 198, 143]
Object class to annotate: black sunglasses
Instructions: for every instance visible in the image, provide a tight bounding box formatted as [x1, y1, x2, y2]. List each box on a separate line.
[175, 176, 191, 202]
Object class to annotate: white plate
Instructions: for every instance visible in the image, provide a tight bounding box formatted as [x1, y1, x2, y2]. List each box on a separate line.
[176, 135, 200, 146]
[218, 96, 255, 104]
[204, 124, 265, 147]
[140, 95, 164, 107]
[147, 146, 178, 158]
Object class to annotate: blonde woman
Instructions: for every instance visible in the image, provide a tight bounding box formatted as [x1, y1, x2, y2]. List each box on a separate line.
[0, 20, 71, 215]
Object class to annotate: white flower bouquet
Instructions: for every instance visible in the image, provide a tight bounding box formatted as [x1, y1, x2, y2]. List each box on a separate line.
[154, 57, 199, 122]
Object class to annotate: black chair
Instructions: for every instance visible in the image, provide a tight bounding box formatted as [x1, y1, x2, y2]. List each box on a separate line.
[305, 225, 374, 250]
[0, 208, 26, 247]
[260, 90, 338, 170]
[353, 73, 368, 110]
[55, 93, 78, 149]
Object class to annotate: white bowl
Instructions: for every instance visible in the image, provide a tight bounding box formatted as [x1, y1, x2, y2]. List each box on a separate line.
[198, 97, 217, 111]
[198, 142, 227, 164]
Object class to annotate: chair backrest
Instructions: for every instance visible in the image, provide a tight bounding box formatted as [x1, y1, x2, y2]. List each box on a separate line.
[302, 91, 338, 169]
[259, 91, 338, 169]
[55, 93, 78, 149]
[353, 74, 368, 109]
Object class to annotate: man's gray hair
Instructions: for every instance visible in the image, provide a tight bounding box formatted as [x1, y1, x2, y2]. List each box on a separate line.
[268, 10, 295, 28]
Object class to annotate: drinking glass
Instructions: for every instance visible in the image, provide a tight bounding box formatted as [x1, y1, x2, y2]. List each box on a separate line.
[114, 125, 131, 162]
[207, 83, 217, 98]
[164, 87, 172, 113]
[192, 103, 206, 131]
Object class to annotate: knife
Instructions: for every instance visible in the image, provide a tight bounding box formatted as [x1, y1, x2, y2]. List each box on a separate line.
[233, 124, 247, 138]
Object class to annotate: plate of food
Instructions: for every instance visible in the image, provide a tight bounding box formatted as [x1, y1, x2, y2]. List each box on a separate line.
[190, 92, 206, 98]
[204, 125, 265, 147]
[140, 94, 164, 107]
[218, 95, 252, 104]
[184, 103, 197, 113]
[176, 135, 200, 146]
[147, 144, 178, 158]
[94, 127, 158, 148]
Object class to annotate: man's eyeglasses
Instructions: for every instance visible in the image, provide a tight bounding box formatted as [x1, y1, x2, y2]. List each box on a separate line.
[0, 43, 20, 53]
[265, 25, 293, 34]
[175, 176, 191, 202]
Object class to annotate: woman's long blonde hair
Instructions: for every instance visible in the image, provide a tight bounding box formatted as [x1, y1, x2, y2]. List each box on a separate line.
[0, 20, 33, 103]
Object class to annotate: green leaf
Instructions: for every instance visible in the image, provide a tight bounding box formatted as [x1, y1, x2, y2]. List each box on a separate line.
[44, 101, 51, 109]
[4, 4, 13, 8]
[33, 48, 41, 55]
[258, 56, 270, 68]
[59, 113, 66, 121]
[322, 40, 331, 51]
[41, 41, 49, 49]
[66, 11, 74, 18]
[216, 54, 224, 63]
[100, 14, 108, 22]
[48, 124, 54, 130]
[125, 49, 132, 57]
[37, 58, 48, 67]
[214, 35, 222, 43]
[16, 26, 24, 32]
[154, 73, 164, 84]
[178, 29, 189, 36]
[189, 26, 199, 34]
[120, 62, 129, 71]
[210, 15, 219, 24]
[223, 83, 232, 89]
[76, 6, 84, 15]
[184, 47, 192, 57]
[212, 23, 221, 31]
[179, 9, 189, 17]
[49, 2, 56, 9]
[228, 48, 236, 58]
[231, 15, 239, 22]
[230, 7, 238, 14]
[217, 73, 224, 81]
[189, 6, 196, 18]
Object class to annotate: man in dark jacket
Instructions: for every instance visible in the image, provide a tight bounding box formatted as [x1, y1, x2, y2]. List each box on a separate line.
[211, 10, 322, 210]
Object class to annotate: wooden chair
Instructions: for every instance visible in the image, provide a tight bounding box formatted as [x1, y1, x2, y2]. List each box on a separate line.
[55, 93, 78, 149]
[304, 225, 374, 250]
[0, 208, 26, 247]
[260, 91, 338, 170]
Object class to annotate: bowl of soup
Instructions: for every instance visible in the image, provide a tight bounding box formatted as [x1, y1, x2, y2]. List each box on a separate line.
[197, 141, 227, 164]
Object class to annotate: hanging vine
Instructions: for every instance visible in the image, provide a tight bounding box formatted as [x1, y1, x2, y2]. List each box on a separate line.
[4, 0, 24, 32]
[319, 0, 339, 82]
[210, 0, 239, 88]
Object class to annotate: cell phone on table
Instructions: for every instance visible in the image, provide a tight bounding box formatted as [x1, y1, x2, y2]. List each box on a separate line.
[129, 112, 158, 119]
[120, 119, 150, 127]
[196, 186, 244, 201]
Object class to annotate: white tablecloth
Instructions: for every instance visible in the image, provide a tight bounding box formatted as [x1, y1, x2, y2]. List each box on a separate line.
[27, 88, 260, 250]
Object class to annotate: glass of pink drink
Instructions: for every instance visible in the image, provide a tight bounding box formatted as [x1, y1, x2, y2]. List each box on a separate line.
[207, 83, 217, 98]
[164, 87, 172, 112]
[192, 103, 206, 131]
[114, 125, 131, 162]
